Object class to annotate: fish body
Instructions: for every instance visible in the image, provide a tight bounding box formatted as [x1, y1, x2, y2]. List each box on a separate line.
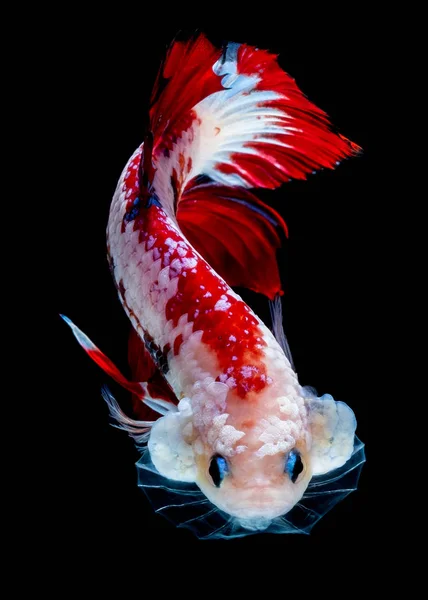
[63, 34, 364, 535]
[109, 147, 307, 520]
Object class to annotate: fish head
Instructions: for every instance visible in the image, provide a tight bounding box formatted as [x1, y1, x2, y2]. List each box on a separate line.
[148, 388, 356, 528]
[194, 390, 357, 527]
[192, 393, 313, 524]
[195, 437, 313, 526]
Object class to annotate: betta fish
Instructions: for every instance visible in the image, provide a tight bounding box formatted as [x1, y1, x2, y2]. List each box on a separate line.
[62, 33, 365, 538]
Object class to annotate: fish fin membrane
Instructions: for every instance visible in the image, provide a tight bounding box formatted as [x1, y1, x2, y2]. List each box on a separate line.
[61, 315, 177, 422]
[101, 386, 153, 445]
[179, 183, 287, 299]
[60, 314, 144, 396]
[136, 436, 365, 539]
[149, 34, 359, 299]
[269, 294, 295, 369]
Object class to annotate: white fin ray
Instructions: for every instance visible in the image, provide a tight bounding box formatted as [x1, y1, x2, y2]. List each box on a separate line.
[101, 386, 154, 442]
[269, 295, 295, 371]
[151, 43, 288, 216]
[143, 397, 178, 416]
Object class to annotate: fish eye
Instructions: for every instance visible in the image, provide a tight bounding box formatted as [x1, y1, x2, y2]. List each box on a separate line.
[209, 454, 229, 487]
[285, 449, 304, 483]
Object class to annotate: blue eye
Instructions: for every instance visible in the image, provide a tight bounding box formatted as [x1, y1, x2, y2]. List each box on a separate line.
[285, 449, 304, 483]
[209, 455, 229, 487]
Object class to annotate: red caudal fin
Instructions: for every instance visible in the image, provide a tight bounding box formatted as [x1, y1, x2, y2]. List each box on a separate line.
[150, 33, 223, 152]
[61, 316, 177, 421]
[148, 34, 360, 299]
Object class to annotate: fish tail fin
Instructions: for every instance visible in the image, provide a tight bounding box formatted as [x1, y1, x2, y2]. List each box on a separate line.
[146, 34, 359, 299]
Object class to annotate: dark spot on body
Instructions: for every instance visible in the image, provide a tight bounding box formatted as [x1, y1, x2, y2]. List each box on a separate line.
[143, 331, 169, 375]
[171, 169, 179, 214]
[107, 249, 115, 276]
[118, 280, 126, 299]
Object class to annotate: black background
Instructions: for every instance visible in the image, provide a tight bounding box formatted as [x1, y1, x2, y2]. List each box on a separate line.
[45, 21, 373, 569]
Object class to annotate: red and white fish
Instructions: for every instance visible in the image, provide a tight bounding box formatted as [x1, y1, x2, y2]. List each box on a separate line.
[63, 34, 364, 536]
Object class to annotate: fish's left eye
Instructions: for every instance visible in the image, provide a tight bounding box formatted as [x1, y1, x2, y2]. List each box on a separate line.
[209, 455, 229, 487]
[285, 449, 304, 483]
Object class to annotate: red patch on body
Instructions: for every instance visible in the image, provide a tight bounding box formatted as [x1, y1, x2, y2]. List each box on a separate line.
[173, 334, 183, 356]
[122, 149, 143, 232]
[121, 198, 269, 398]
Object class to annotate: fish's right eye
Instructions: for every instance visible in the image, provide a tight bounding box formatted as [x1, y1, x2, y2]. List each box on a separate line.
[285, 449, 304, 483]
[209, 455, 229, 487]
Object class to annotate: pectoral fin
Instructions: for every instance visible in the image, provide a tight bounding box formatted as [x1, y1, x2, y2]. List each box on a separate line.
[305, 392, 357, 476]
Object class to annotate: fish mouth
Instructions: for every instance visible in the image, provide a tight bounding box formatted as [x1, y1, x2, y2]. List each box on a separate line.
[231, 505, 287, 521]
[235, 516, 273, 531]
[237, 490, 284, 506]
[225, 497, 291, 520]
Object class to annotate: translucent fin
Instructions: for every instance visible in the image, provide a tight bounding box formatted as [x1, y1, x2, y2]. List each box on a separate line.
[269, 295, 295, 370]
[136, 436, 365, 539]
[101, 386, 153, 445]
[142, 396, 178, 416]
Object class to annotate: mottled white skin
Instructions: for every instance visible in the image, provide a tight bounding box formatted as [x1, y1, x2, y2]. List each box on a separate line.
[107, 150, 356, 523]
